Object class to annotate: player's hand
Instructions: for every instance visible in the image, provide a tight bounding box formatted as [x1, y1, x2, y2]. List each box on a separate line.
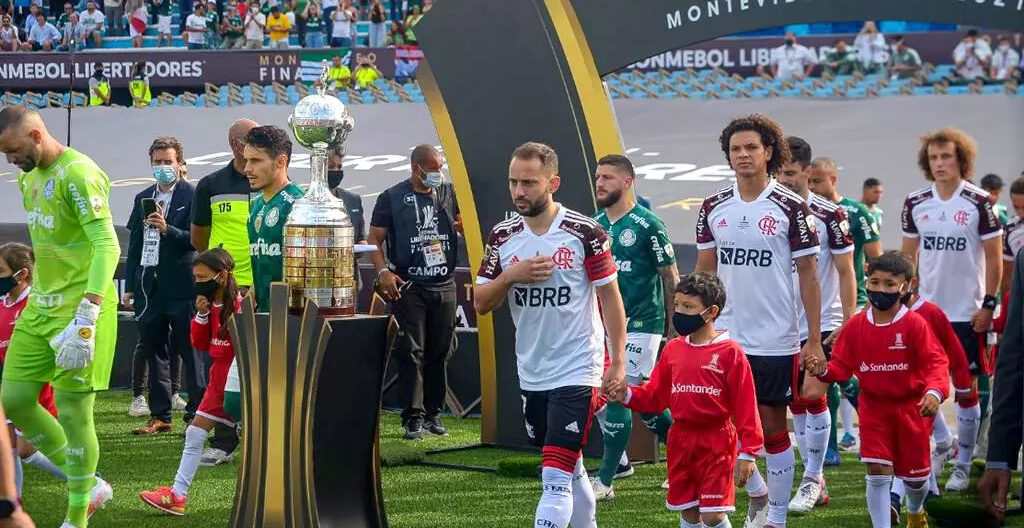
[801, 341, 825, 373]
[971, 307, 994, 334]
[196, 295, 210, 315]
[605, 383, 626, 403]
[804, 354, 823, 376]
[918, 393, 940, 416]
[50, 298, 100, 371]
[978, 468, 1010, 524]
[377, 270, 405, 302]
[0, 508, 36, 528]
[121, 292, 133, 309]
[504, 255, 554, 285]
[735, 459, 755, 488]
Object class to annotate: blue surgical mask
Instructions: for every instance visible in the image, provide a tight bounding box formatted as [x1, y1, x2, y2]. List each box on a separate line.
[423, 170, 444, 189]
[152, 165, 177, 185]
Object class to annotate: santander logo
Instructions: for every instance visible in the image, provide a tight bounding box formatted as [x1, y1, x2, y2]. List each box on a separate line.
[671, 383, 722, 397]
[859, 362, 909, 373]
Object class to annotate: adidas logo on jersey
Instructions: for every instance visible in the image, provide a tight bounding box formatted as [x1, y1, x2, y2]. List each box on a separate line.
[717, 218, 728, 228]
[564, 421, 580, 434]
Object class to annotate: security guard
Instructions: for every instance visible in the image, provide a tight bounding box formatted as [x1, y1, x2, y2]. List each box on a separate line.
[129, 61, 152, 108]
[89, 61, 111, 106]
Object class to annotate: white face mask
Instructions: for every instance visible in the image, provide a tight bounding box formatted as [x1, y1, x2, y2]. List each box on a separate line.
[999, 44, 1010, 52]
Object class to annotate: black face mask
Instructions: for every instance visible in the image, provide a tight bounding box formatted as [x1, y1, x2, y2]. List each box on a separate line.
[900, 289, 916, 305]
[0, 276, 16, 297]
[867, 288, 903, 311]
[672, 309, 709, 337]
[784, 38, 795, 46]
[195, 278, 219, 299]
[327, 169, 344, 189]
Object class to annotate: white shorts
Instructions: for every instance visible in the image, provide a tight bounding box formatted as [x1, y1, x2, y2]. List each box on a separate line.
[157, 15, 172, 34]
[625, 332, 662, 383]
[225, 357, 240, 393]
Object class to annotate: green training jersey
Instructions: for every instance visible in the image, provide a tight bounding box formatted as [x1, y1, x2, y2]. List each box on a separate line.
[839, 197, 880, 306]
[249, 182, 305, 311]
[994, 203, 1009, 227]
[18, 148, 118, 320]
[865, 204, 883, 232]
[595, 204, 675, 334]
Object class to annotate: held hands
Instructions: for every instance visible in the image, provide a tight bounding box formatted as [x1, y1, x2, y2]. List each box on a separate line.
[918, 393, 940, 417]
[604, 378, 628, 403]
[800, 341, 826, 375]
[735, 459, 755, 488]
[504, 255, 553, 285]
[602, 365, 627, 403]
[50, 298, 100, 371]
[803, 353, 826, 377]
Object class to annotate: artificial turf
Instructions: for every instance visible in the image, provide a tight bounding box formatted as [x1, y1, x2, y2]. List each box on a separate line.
[17, 391, 1024, 527]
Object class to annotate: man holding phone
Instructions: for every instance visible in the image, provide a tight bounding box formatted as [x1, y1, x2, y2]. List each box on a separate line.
[124, 137, 203, 436]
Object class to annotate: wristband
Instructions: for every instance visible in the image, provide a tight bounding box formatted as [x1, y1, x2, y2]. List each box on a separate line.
[982, 295, 998, 310]
[376, 267, 392, 279]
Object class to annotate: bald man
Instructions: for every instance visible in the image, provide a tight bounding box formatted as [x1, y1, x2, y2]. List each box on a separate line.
[188, 118, 256, 467]
[0, 106, 116, 527]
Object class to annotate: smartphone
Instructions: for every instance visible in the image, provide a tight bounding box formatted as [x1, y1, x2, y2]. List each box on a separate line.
[141, 198, 157, 217]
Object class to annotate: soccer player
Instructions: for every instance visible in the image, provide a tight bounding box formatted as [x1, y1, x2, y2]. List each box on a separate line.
[777, 137, 856, 514]
[591, 154, 678, 499]
[900, 128, 1002, 492]
[1000, 177, 1024, 291]
[861, 177, 884, 231]
[0, 106, 115, 528]
[608, 272, 763, 528]
[809, 156, 883, 458]
[695, 114, 825, 528]
[980, 173, 1008, 227]
[808, 251, 949, 528]
[474, 142, 627, 528]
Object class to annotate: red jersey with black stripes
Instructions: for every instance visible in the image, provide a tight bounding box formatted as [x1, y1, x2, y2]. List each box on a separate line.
[477, 204, 617, 391]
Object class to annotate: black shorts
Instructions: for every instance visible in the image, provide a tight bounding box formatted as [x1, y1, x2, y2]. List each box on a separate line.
[521, 385, 596, 452]
[747, 354, 799, 407]
[950, 321, 986, 375]
[796, 330, 833, 388]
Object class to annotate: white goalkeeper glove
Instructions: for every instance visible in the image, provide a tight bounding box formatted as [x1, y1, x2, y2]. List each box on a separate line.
[50, 298, 101, 371]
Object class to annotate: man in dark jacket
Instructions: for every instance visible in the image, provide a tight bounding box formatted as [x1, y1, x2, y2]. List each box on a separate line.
[124, 137, 204, 435]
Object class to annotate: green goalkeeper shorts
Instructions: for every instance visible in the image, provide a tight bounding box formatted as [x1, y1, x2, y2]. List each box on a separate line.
[2, 305, 117, 392]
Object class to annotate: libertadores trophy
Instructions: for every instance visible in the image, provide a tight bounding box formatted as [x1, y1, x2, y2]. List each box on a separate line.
[285, 61, 357, 316]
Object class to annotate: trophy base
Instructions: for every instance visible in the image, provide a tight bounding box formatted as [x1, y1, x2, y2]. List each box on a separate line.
[289, 305, 355, 318]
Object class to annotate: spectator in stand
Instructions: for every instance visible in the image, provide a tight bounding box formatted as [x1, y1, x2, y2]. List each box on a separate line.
[55, 2, 72, 30]
[78, 0, 103, 47]
[367, 0, 383, 47]
[953, 29, 992, 83]
[266, 4, 289, 48]
[822, 39, 857, 76]
[403, 4, 421, 45]
[0, 14, 21, 50]
[887, 35, 921, 79]
[991, 35, 1020, 82]
[981, 174, 1009, 226]
[386, 19, 403, 46]
[326, 53, 351, 90]
[102, 0, 121, 35]
[202, 0, 218, 47]
[301, 0, 322, 48]
[291, 0, 305, 45]
[152, 0, 170, 46]
[853, 21, 887, 74]
[329, 0, 352, 47]
[58, 11, 87, 49]
[21, 4, 38, 38]
[20, 11, 58, 50]
[353, 58, 381, 90]
[126, 0, 147, 48]
[219, 2, 243, 48]
[184, 1, 207, 49]
[320, 0, 334, 41]
[767, 31, 817, 80]
[242, 0, 264, 49]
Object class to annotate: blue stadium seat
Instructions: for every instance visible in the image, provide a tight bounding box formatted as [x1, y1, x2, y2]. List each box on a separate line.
[947, 85, 970, 95]
[981, 85, 1005, 95]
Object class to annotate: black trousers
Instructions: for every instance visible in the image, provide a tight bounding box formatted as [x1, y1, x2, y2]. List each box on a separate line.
[391, 281, 456, 422]
[135, 297, 206, 423]
[132, 338, 183, 397]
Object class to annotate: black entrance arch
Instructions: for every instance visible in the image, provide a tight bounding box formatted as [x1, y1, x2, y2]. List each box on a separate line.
[415, 0, 1024, 448]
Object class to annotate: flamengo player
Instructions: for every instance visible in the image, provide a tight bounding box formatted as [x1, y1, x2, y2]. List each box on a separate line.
[474, 142, 627, 528]
[0, 106, 115, 528]
[695, 115, 825, 528]
[776, 137, 856, 514]
[900, 128, 1002, 492]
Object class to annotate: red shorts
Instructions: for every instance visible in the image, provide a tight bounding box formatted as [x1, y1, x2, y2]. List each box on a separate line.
[196, 357, 234, 426]
[37, 383, 56, 418]
[665, 422, 738, 513]
[858, 397, 933, 481]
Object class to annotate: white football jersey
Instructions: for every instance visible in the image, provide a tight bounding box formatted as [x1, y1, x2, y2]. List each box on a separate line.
[476, 204, 617, 391]
[696, 180, 820, 356]
[794, 192, 855, 338]
[902, 181, 1002, 322]
[1004, 216, 1023, 262]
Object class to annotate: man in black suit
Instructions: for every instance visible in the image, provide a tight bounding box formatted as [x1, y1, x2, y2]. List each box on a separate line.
[123, 137, 204, 435]
[328, 148, 367, 310]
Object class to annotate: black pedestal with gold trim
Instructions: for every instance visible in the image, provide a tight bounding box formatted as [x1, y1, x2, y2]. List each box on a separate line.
[228, 283, 394, 528]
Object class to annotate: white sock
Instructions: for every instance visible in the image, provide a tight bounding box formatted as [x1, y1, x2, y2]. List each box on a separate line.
[680, 517, 702, 528]
[23, 450, 67, 482]
[569, 458, 596, 528]
[840, 398, 857, 437]
[745, 464, 767, 496]
[619, 451, 629, 467]
[905, 481, 928, 514]
[929, 472, 939, 496]
[536, 466, 574, 528]
[932, 411, 952, 448]
[955, 403, 981, 467]
[804, 409, 831, 480]
[11, 449, 22, 498]
[704, 518, 732, 528]
[172, 424, 210, 497]
[866, 474, 893, 528]
[765, 447, 795, 526]
[891, 478, 905, 502]
[792, 413, 808, 467]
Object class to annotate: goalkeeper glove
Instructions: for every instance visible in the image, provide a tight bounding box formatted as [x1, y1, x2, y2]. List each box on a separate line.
[50, 298, 100, 371]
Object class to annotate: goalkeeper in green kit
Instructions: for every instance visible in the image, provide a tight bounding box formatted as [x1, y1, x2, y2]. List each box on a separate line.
[0, 107, 115, 527]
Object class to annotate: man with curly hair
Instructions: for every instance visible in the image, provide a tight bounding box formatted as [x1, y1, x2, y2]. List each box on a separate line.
[695, 114, 824, 528]
[900, 127, 1002, 493]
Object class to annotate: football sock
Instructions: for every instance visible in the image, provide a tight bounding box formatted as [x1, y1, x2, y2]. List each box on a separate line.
[840, 398, 857, 438]
[827, 383, 840, 451]
[596, 403, 631, 487]
[704, 518, 732, 528]
[569, 457, 596, 528]
[905, 481, 928, 514]
[745, 464, 767, 496]
[24, 450, 67, 481]
[680, 517, 702, 528]
[536, 466, 573, 528]
[841, 378, 860, 409]
[173, 424, 210, 497]
[790, 406, 807, 468]
[955, 402, 981, 467]
[12, 448, 22, 498]
[224, 390, 241, 423]
[929, 472, 939, 495]
[866, 474, 893, 528]
[978, 374, 991, 423]
[765, 432, 794, 526]
[891, 478, 905, 502]
[640, 410, 673, 443]
[619, 451, 628, 467]
[804, 399, 831, 480]
[56, 390, 99, 528]
[932, 411, 953, 448]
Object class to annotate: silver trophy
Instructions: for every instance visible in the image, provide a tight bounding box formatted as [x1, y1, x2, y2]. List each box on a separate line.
[284, 61, 357, 316]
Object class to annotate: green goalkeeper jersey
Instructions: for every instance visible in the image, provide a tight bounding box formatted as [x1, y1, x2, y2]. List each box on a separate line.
[595, 204, 675, 335]
[18, 148, 118, 320]
[249, 182, 305, 311]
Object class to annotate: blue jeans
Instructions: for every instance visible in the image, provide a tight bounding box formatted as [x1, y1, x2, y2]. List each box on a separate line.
[368, 22, 385, 47]
[330, 36, 350, 48]
[305, 31, 324, 49]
